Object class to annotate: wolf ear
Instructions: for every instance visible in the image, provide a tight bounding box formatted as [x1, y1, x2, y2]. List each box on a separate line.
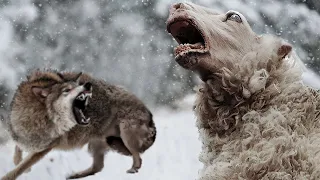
[74, 72, 82, 84]
[277, 42, 292, 58]
[57, 72, 65, 81]
[32, 87, 49, 100]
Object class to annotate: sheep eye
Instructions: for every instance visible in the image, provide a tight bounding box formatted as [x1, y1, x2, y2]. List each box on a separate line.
[227, 13, 242, 23]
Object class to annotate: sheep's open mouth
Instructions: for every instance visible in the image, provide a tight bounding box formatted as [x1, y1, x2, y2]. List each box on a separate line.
[167, 20, 208, 68]
[73, 91, 92, 125]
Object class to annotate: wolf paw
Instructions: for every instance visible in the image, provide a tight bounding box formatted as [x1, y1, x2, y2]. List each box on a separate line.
[66, 172, 81, 180]
[126, 168, 139, 174]
[1, 175, 14, 180]
[66, 175, 76, 179]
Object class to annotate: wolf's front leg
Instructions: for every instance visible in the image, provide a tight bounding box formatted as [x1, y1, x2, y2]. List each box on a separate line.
[2, 148, 51, 180]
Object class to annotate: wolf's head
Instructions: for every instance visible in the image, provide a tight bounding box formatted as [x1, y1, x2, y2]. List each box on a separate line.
[166, 3, 299, 82]
[28, 70, 93, 126]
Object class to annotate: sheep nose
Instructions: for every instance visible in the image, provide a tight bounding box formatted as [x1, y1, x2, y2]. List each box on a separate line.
[169, 3, 188, 14]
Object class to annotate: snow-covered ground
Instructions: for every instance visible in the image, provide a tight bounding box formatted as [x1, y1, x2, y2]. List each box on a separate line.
[0, 99, 202, 180]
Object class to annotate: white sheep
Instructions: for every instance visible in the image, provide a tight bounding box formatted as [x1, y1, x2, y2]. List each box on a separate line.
[167, 2, 320, 180]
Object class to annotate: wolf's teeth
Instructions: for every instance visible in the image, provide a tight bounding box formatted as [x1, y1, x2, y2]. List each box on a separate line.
[81, 117, 90, 124]
[85, 98, 89, 106]
[79, 109, 85, 118]
[76, 94, 86, 101]
[76, 92, 92, 101]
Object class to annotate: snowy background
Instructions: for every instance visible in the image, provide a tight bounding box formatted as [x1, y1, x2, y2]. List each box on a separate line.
[1, 0, 320, 179]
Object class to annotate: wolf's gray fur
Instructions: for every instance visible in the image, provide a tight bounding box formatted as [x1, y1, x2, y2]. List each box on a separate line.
[2, 69, 156, 180]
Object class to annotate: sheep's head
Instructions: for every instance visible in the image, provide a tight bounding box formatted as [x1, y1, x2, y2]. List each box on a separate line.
[166, 2, 293, 82]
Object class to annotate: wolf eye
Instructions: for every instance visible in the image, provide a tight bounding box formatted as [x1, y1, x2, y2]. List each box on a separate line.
[63, 88, 71, 93]
[227, 13, 242, 23]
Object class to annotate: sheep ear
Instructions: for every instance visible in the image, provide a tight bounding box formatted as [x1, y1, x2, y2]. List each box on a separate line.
[277, 42, 292, 58]
[32, 87, 49, 101]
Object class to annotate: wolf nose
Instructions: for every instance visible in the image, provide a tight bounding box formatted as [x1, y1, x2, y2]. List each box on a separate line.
[84, 82, 92, 91]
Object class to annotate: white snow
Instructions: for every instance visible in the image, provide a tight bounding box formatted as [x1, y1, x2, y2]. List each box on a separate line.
[1, 3, 38, 24]
[81, 0, 100, 19]
[302, 69, 320, 89]
[0, 18, 20, 89]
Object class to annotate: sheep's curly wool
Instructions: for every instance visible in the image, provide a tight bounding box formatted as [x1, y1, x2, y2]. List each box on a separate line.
[195, 36, 320, 180]
[166, 3, 320, 179]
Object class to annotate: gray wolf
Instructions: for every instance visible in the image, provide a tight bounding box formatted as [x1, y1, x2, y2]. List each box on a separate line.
[167, 2, 320, 180]
[2, 69, 156, 180]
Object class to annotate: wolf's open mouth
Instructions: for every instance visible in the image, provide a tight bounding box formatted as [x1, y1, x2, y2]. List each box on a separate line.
[73, 91, 92, 125]
[167, 20, 208, 59]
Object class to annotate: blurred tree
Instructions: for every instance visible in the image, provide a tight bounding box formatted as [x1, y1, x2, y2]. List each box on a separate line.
[7, 0, 184, 106]
[1, 0, 320, 110]
[295, 0, 320, 13]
